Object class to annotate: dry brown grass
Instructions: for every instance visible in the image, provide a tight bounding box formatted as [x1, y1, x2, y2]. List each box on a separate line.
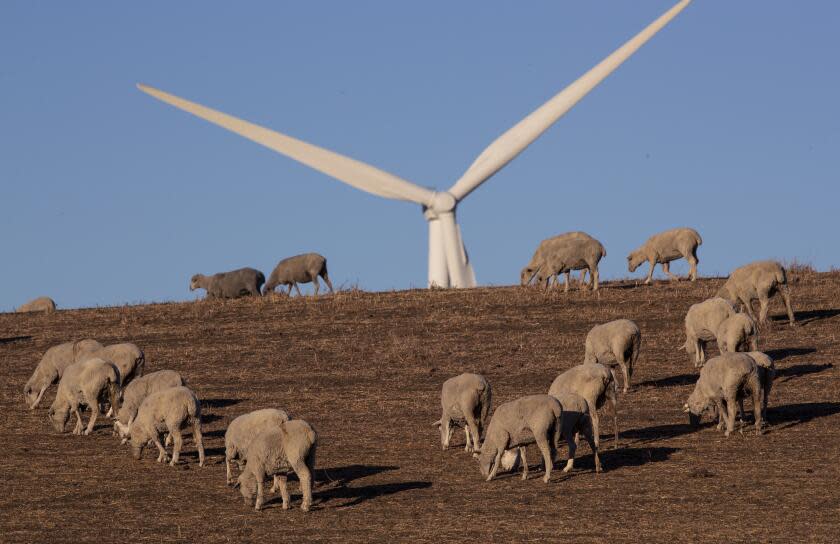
[2, 274, 840, 543]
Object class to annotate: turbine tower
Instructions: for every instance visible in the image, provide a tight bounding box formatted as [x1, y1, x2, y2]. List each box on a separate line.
[139, 0, 691, 288]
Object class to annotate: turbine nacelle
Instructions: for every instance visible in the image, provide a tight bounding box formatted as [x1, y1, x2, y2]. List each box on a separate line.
[136, 0, 692, 289]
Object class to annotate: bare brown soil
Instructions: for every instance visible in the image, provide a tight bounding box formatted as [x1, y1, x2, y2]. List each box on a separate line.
[2, 272, 839, 543]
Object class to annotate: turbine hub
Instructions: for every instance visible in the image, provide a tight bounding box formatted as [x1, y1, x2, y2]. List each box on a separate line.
[429, 191, 456, 213]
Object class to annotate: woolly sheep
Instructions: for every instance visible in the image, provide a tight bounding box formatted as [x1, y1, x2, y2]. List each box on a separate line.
[237, 419, 317, 512]
[627, 227, 702, 284]
[502, 391, 601, 475]
[433, 373, 491, 453]
[548, 363, 619, 446]
[533, 237, 606, 291]
[225, 408, 291, 486]
[478, 395, 561, 483]
[717, 260, 795, 327]
[683, 353, 763, 436]
[520, 232, 599, 287]
[716, 313, 758, 354]
[682, 297, 737, 367]
[190, 267, 265, 299]
[24, 339, 103, 409]
[129, 386, 205, 467]
[263, 253, 333, 296]
[16, 296, 56, 313]
[584, 319, 641, 393]
[87, 343, 145, 388]
[114, 370, 185, 439]
[48, 358, 120, 436]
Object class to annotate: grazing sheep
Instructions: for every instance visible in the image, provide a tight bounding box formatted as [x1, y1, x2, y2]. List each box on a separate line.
[16, 296, 56, 313]
[717, 260, 795, 327]
[627, 227, 702, 284]
[263, 253, 333, 296]
[503, 391, 601, 475]
[548, 363, 618, 446]
[520, 232, 599, 287]
[129, 386, 205, 467]
[87, 343, 146, 388]
[225, 408, 291, 485]
[683, 353, 763, 436]
[533, 237, 606, 291]
[716, 313, 758, 354]
[48, 358, 121, 436]
[478, 395, 562, 483]
[432, 373, 491, 453]
[584, 319, 641, 393]
[682, 298, 737, 367]
[238, 420, 317, 512]
[190, 267, 265, 299]
[114, 370, 185, 439]
[24, 339, 103, 409]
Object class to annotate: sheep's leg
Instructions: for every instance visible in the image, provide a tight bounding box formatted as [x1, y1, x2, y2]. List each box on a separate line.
[276, 474, 290, 509]
[487, 450, 503, 481]
[322, 272, 334, 293]
[590, 410, 600, 450]
[582, 423, 602, 473]
[84, 405, 99, 435]
[713, 399, 725, 431]
[519, 447, 528, 480]
[724, 394, 737, 437]
[193, 422, 205, 467]
[226, 455, 233, 485]
[441, 418, 451, 449]
[617, 351, 630, 394]
[464, 412, 481, 453]
[644, 260, 655, 284]
[255, 477, 265, 511]
[463, 428, 472, 452]
[563, 271, 570, 293]
[779, 284, 795, 326]
[741, 296, 758, 322]
[688, 251, 699, 281]
[563, 432, 576, 473]
[535, 436, 554, 483]
[294, 283, 302, 297]
[31, 386, 47, 409]
[591, 265, 599, 291]
[752, 386, 764, 435]
[580, 269, 589, 288]
[153, 435, 169, 463]
[287, 284, 294, 296]
[312, 276, 320, 296]
[662, 261, 679, 281]
[72, 408, 84, 435]
[170, 430, 183, 466]
[758, 294, 771, 326]
[293, 460, 313, 511]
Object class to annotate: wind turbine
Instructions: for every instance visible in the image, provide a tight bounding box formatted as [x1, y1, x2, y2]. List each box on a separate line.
[139, 0, 691, 288]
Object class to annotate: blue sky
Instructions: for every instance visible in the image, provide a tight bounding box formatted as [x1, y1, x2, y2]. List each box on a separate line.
[2, 1, 837, 309]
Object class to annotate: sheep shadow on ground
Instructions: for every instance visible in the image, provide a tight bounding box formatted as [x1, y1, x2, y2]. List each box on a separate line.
[0, 335, 32, 345]
[601, 446, 679, 471]
[202, 429, 226, 439]
[766, 402, 840, 430]
[201, 398, 243, 409]
[776, 362, 833, 383]
[775, 308, 840, 326]
[636, 373, 697, 388]
[316, 464, 398, 487]
[764, 347, 816, 361]
[313, 480, 432, 509]
[621, 422, 699, 444]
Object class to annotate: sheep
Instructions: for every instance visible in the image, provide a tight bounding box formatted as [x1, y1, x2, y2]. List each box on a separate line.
[477, 395, 562, 483]
[502, 391, 601, 475]
[584, 319, 641, 393]
[114, 370, 185, 440]
[520, 231, 600, 288]
[532, 237, 606, 291]
[627, 227, 702, 284]
[190, 267, 265, 299]
[716, 260, 795, 327]
[225, 408, 291, 486]
[128, 386, 205, 467]
[24, 339, 103, 409]
[432, 373, 491, 453]
[745, 351, 775, 422]
[548, 363, 618, 447]
[16, 296, 56, 313]
[683, 353, 763, 436]
[263, 253, 333, 296]
[237, 419, 317, 512]
[48, 358, 120, 436]
[716, 313, 758, 354]
[681, 297, 737, 367]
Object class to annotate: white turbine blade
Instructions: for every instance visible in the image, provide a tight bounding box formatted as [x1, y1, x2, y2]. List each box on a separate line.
[448, 0, 692, 201]
[427, 220, 449, 288]
[137, 84, 435, 206]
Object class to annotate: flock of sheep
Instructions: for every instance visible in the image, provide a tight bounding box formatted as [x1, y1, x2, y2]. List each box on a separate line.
[18, 225, 804, 511]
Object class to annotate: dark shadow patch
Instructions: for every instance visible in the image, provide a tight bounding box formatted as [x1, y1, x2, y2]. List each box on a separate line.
[201, 414, 225, 425]
[637, 373, 697, 388]
[316, 464, 398, 487]
[601, 446, 679, 470]
[202, 398, 243, 409]
[0, 335, 33, 345]
[622, 422, 700, 443]
[775, 308, 840, 326]
[776, 362, 833, 382]
[202, 429, 227, 439]
[317, 480, 432, 508]
[767, 402, 840, 429]
[764, 347, 817, 361]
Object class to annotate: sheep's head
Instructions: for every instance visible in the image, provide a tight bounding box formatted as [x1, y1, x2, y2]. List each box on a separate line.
[129, 430, 149, 459]
[500, 449, 520, 472]
[189, 274, 203, 291]
[48, 403, 69, 433]
[114, 418, 131, 440]
[627, 251, 645, 272]
[684, 389, 710, 426]
[238, 472, 257, 506]
[520, 267, 537, 286]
